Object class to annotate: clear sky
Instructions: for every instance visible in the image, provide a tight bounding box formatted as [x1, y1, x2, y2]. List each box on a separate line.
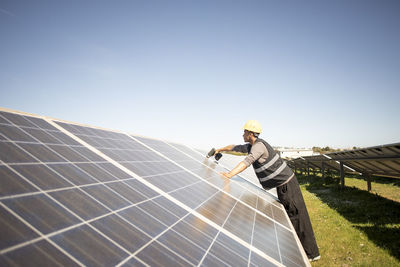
[1, 0, 399, 150]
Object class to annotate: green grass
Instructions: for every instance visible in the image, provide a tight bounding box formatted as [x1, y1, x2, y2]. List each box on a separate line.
[296, 172, 400, 267]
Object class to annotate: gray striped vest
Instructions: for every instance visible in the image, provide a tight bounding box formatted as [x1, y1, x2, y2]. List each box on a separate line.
[251, 138, 294, 189]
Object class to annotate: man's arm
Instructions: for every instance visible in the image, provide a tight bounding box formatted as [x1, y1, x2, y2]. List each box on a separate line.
[214, 144, 250, 178]
[221, 161, 247, 179]
[214, 145, 235, 154]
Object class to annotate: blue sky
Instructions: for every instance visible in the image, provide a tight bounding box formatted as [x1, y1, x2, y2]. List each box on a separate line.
[1, 0, 399, 150]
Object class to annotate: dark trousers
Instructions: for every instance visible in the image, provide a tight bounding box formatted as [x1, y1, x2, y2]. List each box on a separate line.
[276, 175, 320, 258]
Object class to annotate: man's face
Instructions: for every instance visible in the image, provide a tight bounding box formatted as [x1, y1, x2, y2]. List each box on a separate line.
[243, 130, 252, 142]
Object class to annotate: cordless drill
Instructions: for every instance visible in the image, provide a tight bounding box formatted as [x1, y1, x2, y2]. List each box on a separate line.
[206, 148, 222, 161]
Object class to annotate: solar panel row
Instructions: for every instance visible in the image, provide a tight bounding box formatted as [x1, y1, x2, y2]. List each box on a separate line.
[0, 108, 310, 266]
[288, 143, 400, 178]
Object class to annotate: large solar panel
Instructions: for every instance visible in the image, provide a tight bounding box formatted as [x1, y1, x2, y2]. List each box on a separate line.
[0, 108, 310, 266]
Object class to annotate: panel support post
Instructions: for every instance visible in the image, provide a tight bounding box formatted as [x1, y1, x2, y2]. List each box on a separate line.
[340, 161, 345, 188]
[321, 162, 325, 184]
[307, 162, 310, 177]
[363, 172, 372, 192]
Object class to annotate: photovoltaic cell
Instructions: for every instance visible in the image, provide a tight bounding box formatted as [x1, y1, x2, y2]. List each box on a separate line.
[1, 240, 80, 266]
[0, 166, 38, 197]
[0, 109, 310, 267]
[51, 225, 129, 266]
[2, 194, 81, 234]
[0, 205, 39, 250]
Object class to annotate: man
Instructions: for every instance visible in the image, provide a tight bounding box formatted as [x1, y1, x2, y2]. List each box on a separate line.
[213, 120, 320, 262]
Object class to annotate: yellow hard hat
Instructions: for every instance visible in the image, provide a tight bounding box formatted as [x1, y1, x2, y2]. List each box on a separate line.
[243, 120, 262, 134]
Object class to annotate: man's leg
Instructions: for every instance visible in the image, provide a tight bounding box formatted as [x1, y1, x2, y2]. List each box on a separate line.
[277, 176, 320, 259]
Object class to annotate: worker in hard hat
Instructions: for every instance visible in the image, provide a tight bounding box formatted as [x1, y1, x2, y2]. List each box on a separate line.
[213, 120, 320, 262]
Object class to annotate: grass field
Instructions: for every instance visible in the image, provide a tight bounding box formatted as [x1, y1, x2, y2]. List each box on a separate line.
[296, 171, 400, 267]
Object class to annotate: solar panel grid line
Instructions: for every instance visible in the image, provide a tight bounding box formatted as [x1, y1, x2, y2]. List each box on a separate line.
[120, 210, 197, 266]
[2, 142, 140, 208]
[0, 166, 147, 202]
[247, 192, 259, 266]
[117, 182, 224, 266]
[196, 188, 245, 266]
[1, 182, 166, 266]
[47, 120, 283, 266]
[1, 118, 161, 206]
[0, 202, 84, 266]
[0, 124, 109, 171]
[271, 202, 283, 264]
[139, 168, 203, 179]
[0, 114, 82, 147]
[0, 161, 146, 256]
[130, 135, 293, 233]
[0, 123, 64, 146]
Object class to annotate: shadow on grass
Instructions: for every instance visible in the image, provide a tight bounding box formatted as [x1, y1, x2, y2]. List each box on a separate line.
[354, 225, 400, 260]
[346, 173, 400, 188]
[296, 173, 400, 261]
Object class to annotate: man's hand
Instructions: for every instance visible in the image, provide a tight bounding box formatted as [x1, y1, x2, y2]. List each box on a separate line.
[220, 172, 233, 179]
[220, 161, 247, 180]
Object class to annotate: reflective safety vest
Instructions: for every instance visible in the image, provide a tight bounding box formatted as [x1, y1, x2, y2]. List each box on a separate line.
[251, 138, 294, 189]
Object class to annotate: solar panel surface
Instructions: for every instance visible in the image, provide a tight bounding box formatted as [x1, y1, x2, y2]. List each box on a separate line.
[0, 108, 310, 266]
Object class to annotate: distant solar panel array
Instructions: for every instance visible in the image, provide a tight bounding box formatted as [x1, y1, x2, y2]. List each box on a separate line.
[288, 143, 400, 181]
[0, 108, 310, 267]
